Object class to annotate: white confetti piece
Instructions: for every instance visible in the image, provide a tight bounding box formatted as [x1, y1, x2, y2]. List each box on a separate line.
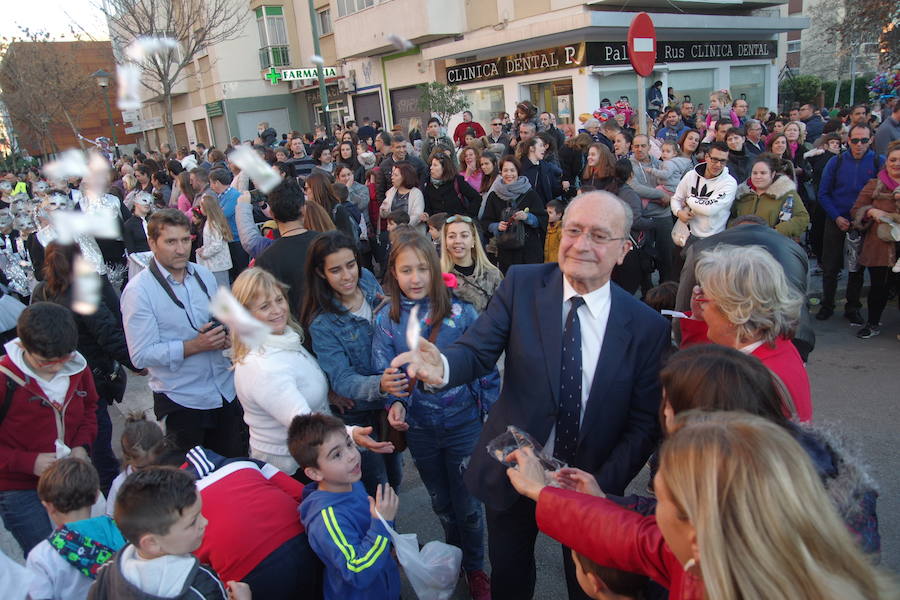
[387, 34, 414, 51]
[405, 304, 420, 353]
[125, 36, 179, 61]
[228, 146, 281, 194]
[209, 287, 270, 350]
[310, 54, 324, 65]
[72, 254, 102, 315]
[43, 149, 89, 180]
[49, 208, 120, 245]
[117, 63, 142, 111]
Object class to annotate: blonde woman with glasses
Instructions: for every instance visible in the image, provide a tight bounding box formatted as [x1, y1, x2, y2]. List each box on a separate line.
[440, 215, 503, 313]
[507, 411, 899, 600]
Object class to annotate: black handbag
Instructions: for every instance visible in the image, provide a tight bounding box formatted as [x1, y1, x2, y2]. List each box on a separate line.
[496, 202, 526, 250]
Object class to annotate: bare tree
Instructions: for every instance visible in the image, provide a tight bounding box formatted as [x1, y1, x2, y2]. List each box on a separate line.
[99, 0, 249, 147]
[0, 29, 100, 158]
[824, 0, 899, 70]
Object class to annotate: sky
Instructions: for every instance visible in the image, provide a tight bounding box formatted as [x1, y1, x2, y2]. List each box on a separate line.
[1, 0, 109, 42]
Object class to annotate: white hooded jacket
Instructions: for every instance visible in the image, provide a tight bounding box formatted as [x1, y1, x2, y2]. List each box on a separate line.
[670, 162, 738, 239]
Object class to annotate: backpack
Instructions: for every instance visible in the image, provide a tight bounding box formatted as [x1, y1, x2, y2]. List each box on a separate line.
[0, 364, 24, 428]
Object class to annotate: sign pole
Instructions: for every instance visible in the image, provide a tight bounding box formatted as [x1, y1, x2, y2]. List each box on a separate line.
[308, 0, 331, 138]
[636, 75, 646, 136]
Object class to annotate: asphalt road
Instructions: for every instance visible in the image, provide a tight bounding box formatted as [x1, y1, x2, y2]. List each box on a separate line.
[2, 287, 897, 598]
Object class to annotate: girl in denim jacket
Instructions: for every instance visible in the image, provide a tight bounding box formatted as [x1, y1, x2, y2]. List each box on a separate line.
[301, 231, 405, 495]
[372, 228, 498, 599]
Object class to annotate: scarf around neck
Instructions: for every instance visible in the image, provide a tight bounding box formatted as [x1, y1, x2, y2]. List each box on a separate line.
[493, 176, 532, 201]
[878, 169, 898, 191]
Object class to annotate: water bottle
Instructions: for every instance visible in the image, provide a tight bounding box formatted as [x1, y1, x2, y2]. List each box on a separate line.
[779, 195, 794, 222]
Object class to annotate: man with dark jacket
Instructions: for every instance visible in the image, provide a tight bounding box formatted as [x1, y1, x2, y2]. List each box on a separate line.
[816, 124, 885, 323]
[539, 112, 566, 151]
[675, 215, 815, 361]
[377, 134, 428, 203]
[799, 103, 825, 144]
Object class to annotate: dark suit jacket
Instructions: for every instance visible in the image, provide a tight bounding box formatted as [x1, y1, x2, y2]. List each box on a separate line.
[447, 264, 669, 510]
[122, 215, 150, 255]
[674, 224, 814, 359]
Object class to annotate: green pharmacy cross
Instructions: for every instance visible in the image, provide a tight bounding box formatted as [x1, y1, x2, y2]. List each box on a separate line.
[265, 67, 283, 85]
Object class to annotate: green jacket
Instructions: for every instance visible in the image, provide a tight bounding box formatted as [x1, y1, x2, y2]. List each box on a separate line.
[730, 175, 809, 238]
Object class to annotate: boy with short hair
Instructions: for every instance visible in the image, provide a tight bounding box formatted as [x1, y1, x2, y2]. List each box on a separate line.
[427, 212, 448, 253]
[27, 458, 126, 600]
[385, 209, 409, 232]
[88, 468, 249, 600]
[0, 302, 98, 555]
[544, 199, 565, 263]
[571, 550, 648, 600]
[292, 414, 400, 600]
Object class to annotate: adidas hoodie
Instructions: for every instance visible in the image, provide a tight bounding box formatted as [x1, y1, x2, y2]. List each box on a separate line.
[670, 162, 738, 239]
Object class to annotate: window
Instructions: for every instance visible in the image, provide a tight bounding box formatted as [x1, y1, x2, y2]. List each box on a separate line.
[730, 65, 767, 114]
[255, 6, 290, 69]
[318, 8, 332, 36]
[461, 87, 506, 128]
[337, 0, 374, 18]
[786, 40, 801, 53]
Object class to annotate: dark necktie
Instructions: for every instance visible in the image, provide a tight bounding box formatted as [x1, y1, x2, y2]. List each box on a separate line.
[554, 296, 584, 464]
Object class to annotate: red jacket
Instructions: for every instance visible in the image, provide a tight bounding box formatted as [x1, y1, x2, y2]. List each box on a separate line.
[679, 316, 812, 422]
[453, 121, 486, 147]
[535, 487, 705, 600]
[0, 355, 98, 491]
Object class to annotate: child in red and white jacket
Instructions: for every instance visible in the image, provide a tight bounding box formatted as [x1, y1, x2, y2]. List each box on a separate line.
[0, 302, 98, 555]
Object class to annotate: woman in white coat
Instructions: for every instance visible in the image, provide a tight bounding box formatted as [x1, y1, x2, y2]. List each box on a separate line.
[231, 268, 392, 475]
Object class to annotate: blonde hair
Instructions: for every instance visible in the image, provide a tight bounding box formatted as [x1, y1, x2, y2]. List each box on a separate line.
[660, 411, 898, 600]
[440, 218, 500, 281]
[784, 120, 807, 144]
[695, 244, 802, 345]
[229, 268, 304, 364]
[122, 174, 137, 192]
[709, 89, 732, 106]
[199, 194, 234, 242]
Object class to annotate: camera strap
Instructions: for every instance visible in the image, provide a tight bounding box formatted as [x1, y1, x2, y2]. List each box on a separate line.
[148, 259, 211, 332]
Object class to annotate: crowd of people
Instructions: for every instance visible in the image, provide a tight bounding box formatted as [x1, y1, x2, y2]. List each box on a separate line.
[0, 85, 897, 600]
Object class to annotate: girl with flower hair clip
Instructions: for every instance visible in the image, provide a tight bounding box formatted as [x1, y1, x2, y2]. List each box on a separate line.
[372, 228, 499, 598]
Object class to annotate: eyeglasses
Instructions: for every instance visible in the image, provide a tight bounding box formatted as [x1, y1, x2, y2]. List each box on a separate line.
[706, 156, 728, 164]
[28, 351, 75, 368]
[849, 137, 870, 145]
[562, 227, 628, 245]
[446, 215, 473, 224]
[491, 122, 502, 126]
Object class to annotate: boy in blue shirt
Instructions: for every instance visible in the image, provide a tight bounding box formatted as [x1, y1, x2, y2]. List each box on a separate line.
[292, 414, 400, 600]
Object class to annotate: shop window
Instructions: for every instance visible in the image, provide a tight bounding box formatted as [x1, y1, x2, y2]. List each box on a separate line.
[730, 65, 767, 115]
[256, 6, 290, 69]
[461, 87, 506, 130]
[668, 69, 715, 112]
[528, 79, 574, 125]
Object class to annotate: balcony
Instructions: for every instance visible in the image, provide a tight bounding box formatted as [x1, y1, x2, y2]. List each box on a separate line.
[333, 0, 466, 59]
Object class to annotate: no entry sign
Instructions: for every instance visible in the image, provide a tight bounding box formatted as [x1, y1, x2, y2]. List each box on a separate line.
[627, 12, 657, 77]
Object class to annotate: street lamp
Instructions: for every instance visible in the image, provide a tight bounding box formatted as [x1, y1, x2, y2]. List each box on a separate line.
[91, 68, 120, 159]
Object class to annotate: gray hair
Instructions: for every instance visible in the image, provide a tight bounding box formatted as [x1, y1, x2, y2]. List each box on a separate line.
[695, 245, 802, 345]
[583, 118, 601, 129]
[565, 191, 633, 238]
[745, 118, 761, 130]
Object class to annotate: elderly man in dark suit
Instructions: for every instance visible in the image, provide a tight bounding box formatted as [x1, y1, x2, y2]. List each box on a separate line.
[393, 192, 669, 600]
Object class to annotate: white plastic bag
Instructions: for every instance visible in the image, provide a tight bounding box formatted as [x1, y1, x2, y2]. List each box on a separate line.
[671, 219, 690, 247]
[375, 511, 462, 600]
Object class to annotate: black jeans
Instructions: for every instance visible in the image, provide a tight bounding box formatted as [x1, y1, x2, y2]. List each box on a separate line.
[485, 495, 590, 600]
[154, 393, 248, 457]
[821, 219, 863, 312]
[864, 266, 892, 326]
[649, 216, 675, 283]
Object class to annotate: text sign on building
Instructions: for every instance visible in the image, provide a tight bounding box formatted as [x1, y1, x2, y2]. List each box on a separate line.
[445, 43, 586, 84]
[586, 40, 777, 66]
[205, 101, 224, 118]
[264, 66, 338, 85]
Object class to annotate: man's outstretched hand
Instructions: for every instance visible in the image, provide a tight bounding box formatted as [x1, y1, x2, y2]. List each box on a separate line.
[390, 337, 445, 385]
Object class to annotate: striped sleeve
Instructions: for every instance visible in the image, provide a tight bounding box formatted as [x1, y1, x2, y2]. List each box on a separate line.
[307, 505, 393, 588]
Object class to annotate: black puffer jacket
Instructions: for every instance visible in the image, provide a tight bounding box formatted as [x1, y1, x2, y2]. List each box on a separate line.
[422, 175, 482, 219]
[31, 283, 137, 377]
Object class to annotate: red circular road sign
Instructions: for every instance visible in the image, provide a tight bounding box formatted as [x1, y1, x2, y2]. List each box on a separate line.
[627, 12, 657, 77]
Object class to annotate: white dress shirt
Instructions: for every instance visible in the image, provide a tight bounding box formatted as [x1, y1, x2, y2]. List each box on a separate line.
[543, 278, 611, 457]
[437, 276, 612, 457]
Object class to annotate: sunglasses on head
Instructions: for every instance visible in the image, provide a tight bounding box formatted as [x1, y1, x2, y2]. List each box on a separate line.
[446, 215, 473, 224]
[849, 137, 870, 145]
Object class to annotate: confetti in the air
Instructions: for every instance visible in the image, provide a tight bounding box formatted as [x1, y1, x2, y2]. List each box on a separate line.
[228, 146, 281, 194]
[387, 34, 414, 51]
[210, 288, 270, 350]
